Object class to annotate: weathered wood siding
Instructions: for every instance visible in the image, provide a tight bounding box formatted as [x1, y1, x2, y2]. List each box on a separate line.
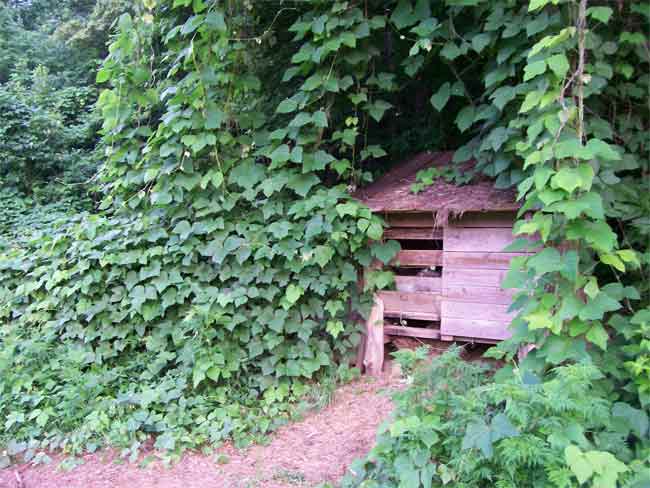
[441, 212, 518, 342]
[390, 250, 443, 267]
[363, 211, 521, 375]
[378, 291, 441, 321]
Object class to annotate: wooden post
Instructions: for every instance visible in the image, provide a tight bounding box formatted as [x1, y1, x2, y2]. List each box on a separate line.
[363, 295, 384, 376]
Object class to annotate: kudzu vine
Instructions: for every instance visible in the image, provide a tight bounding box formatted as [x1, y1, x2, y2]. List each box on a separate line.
[0, 0, 648, 480]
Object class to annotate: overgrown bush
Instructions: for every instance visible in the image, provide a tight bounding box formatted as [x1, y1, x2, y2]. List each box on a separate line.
[0, 2, 403, 459]
[0, 64, 99, 193]
[343, 349, 650, 488]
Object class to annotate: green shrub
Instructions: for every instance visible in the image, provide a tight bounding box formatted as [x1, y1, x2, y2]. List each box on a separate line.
[342, 349, 650, 488]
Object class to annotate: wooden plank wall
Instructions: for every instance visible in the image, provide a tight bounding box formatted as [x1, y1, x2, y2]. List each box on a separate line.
[378, 291, 441, 321]
[441, 212, 518, 342]
[391, 250, 442, 267]
[362, 211, 523, 374]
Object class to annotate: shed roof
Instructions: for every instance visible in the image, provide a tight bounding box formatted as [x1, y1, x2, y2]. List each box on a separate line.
[354, 151, 519, 220]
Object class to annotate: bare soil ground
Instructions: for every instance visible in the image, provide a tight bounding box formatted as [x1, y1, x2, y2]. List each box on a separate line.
[0, 374, 395, 488]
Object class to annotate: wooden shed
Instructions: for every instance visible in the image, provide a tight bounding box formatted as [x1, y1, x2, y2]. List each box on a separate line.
[355, 151, 523, 375]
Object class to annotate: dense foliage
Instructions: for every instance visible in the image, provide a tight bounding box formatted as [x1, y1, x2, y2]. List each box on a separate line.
[343, 349, 650, 487]
[0, 0, 648, 482]
[0, 0, 397, 461]
[0, 0, 131, 235]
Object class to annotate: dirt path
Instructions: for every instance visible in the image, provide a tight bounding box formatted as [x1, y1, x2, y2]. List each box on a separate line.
[0, 375, 395, 488]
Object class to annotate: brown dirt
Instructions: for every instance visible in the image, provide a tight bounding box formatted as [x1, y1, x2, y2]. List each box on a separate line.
[0, 375, 395, 488]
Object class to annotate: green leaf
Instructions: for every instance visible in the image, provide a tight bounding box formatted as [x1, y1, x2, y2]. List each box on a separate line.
[270, 144, 291, 166]
[282, 66, 300, 82]
[491, 85, 517, 111]
[560, 295, 584, 321]
[365, 270, 394, 290]
[529, 0, 553, 11]
[155, 432, 176, 451]
[96, 68, 110, 83]
[314, 245, 335, 267]
[441, 42, 463, 60]
[617, 249, 639, 266]
[371, 240, 400, 264]
[528, 248, 563, 274]
[326, 320, 345, 339]
[391, 0, 417, 29]
[181, 14, 203, 35]
[612, 403, 649, 438]
[349, 92, 368, 105]
[306, 150, 335, 172]
[277, 99, 297, 114]
[205, 10, 226, 31]
[206, 366, 221, 382]
[491, 414, 519, 441]
[555, 138, 594, 160]
[579, 293, 621, 321]
[229, 161, 266, 189]
[520, 90, 543, 113]
[366, 221, 383, 240]
[586, 139, 621, 161]
[285, 284, 304, 305]
[551, 165, 593, 193]
[547, 54, 570, 78]
[205, 105, 225, 129]
[586, 323, 609, 350]
[585, 277, 600, 299]
[455, 105, 476, 132]
[172, 220, 192, 240]
[600, 253, 626, 272]
[367, 100, 393, 122]
[523, 59, 547, 81]
[471, 33, 491, 53]
[565, 446, 594, 485]
[301, 74, 323, 91]
[566, 221, 617, 252]
[312, 110, 328, 128]
[431, 82, 451, 111]
[288, 173, 320, 197]
[290, 146, 303, 163]
[289, 112, 312, 128]
[547, 192, 604, 219]
[462, 420, 493, 458]
[587, 6, 613, 23]
[336, 202, 358, 217]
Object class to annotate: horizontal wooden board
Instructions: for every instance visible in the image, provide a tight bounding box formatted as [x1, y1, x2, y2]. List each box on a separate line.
[386, 213, 435, 228]
[441, 300, 515, 322]
[391, 250, 443, 267]
[443, 284, 514, 305]
[395, 276, 442, 293]
[449, 211, 517, 228]
[443, 268, 508, 287]
[378, 291, 440, 321]
[384, 227, 443, 240]
[441, 317, 512, 341]
[384, 325, 441, 339]
[444, 227, 515, 253]
[443, 251, 525, 270]
[440, 335, 500, 345]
